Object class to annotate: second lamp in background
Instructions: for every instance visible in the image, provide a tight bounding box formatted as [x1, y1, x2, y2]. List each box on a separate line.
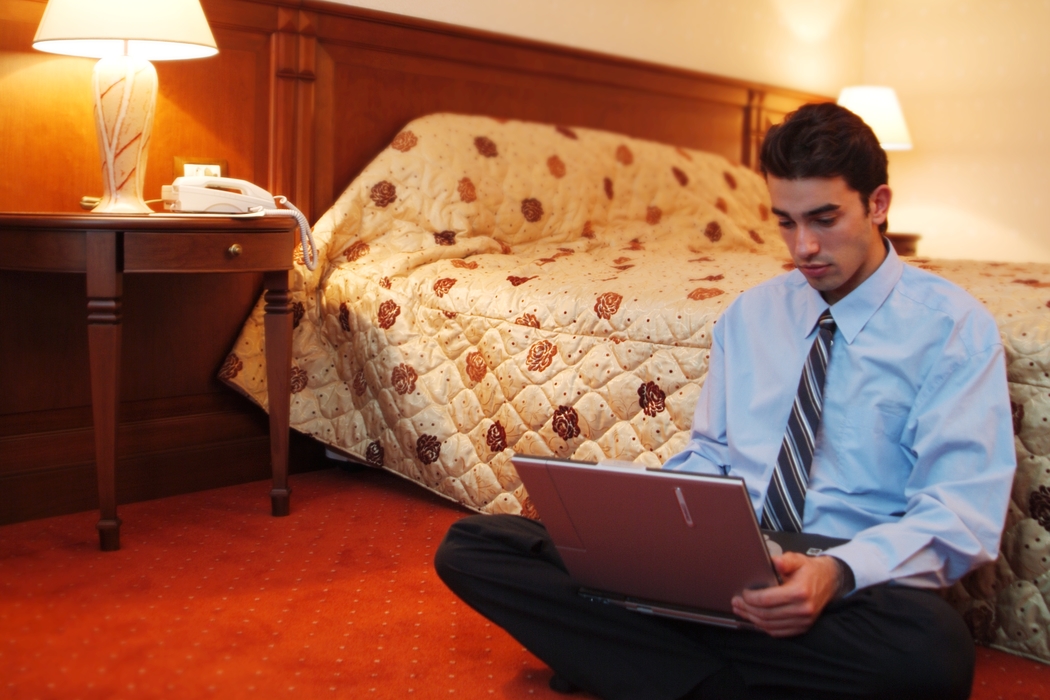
[837, 85, 917, 254]
[837, 85, 913, 151]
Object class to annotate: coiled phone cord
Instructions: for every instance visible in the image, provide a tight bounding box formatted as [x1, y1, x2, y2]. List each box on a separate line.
[269, 196, 318, 271]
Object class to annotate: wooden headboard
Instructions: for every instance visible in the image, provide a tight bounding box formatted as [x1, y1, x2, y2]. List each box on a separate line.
[0, 0, 827, 524]
[292, 2, 828, 221]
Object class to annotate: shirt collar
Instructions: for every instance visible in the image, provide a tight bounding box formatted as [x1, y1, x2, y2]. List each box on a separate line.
[795, 238, 903, 344]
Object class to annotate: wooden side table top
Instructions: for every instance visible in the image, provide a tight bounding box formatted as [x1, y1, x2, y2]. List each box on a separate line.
[0, 212, 299, 273]
[0, 212, 300, 551]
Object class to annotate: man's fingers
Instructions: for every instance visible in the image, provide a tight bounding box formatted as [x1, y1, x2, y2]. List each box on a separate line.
[738, 579, 807, 609]
[730, 600, 810, 638]
[772, 552, 806, 576]
[764, 625, 811, 638]
[732, 596, 816, 622]
[730, 555, 842, 637]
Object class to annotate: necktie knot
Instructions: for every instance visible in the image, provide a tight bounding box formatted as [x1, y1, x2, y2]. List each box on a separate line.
[817, 309, 836, 334]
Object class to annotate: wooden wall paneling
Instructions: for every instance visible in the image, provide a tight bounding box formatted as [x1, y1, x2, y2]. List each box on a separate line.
[743, 89, 766, 170]
[310, 39, 748, 216]
[118, 276, 257, 399]
[0, 1, 98, 213]
[6, 409, 263, 471]
[269, 6, 300, 199]
[741, 88, 828, 169]
[1, 393, 256, 439]
[260, 4, 317, 218]
[151, 33, 264, 193]
[304, 2, 749, 105]
[760, 90, 823, 126]
[0, 273, 92, 414]
[294, 9, 317, 219]
[184, 0, 284, 188]
[311, 39, 336, 220]
[1, 428, 327, 526]
[0, 396, 272, 525]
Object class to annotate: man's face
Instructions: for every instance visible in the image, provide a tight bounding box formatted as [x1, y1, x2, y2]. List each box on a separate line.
[767, 176, 891, 305]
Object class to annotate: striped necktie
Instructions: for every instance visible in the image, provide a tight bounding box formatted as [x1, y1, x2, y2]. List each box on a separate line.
[762, 309, 837, 533]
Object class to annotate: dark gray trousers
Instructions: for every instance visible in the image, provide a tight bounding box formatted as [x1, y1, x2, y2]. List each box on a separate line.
[434, 514, 975, 700]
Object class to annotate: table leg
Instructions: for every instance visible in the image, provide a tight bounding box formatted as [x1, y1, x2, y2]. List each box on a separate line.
[86, 232, 123, 551]
[263, 270, 292, 516]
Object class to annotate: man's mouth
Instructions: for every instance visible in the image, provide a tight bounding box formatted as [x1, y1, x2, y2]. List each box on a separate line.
[798, 263, 832, 278]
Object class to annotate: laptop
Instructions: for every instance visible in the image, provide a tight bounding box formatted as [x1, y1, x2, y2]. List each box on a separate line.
[511, 454, 847, 630]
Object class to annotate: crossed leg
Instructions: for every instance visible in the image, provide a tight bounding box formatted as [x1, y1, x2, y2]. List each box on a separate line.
[434, 515, 974, 700]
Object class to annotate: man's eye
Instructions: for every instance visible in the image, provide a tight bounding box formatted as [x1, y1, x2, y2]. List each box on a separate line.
[777, 220, 794, 228]
[815, 218, 836, 226]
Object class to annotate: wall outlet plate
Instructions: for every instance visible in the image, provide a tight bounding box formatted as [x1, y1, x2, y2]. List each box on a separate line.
[174, 157, 228, 178]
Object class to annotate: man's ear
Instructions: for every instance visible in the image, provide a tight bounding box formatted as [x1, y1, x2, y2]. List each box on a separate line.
[868, 185, 892, 228]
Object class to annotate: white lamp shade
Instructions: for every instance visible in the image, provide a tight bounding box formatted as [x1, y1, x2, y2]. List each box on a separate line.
[33, 0, 218, 60]
[837, 86, 913, 151]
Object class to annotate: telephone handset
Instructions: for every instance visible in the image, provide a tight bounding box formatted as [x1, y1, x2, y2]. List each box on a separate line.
[161, 177, 318, 270]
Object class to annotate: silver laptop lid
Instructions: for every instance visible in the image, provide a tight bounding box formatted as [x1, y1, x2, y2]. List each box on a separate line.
[512, 454, 779, 621]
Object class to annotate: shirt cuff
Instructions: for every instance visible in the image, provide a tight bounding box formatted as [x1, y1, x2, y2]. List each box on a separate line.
[828, 556, 856, 598]
[823, 539, 888, 592]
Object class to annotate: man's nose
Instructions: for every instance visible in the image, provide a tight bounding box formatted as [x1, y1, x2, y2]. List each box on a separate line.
[794, 226, 820, 259]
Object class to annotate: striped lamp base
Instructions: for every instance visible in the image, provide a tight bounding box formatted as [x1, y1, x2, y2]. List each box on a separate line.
[91, 55, 157, 214]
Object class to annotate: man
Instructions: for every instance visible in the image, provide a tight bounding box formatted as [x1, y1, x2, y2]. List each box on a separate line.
[435, 103, 1016, 699]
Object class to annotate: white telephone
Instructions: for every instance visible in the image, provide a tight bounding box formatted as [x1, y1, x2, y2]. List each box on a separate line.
[161, 177, 318, 270]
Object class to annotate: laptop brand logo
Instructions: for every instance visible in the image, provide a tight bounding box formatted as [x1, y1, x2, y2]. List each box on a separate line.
[675, 487, 694, 527]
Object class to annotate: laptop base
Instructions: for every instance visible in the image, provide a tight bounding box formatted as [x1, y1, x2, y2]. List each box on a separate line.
[579, 587, 756, 629]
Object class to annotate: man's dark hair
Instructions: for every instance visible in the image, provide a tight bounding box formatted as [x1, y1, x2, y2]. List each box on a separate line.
[759, 102, 889, 233]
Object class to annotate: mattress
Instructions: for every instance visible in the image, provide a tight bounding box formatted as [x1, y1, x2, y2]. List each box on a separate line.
[222, 113, 1050, 662]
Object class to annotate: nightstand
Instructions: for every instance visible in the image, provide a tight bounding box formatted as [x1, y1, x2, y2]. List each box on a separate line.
[0, 213, 298, 551]
[886, 232, 920, 257]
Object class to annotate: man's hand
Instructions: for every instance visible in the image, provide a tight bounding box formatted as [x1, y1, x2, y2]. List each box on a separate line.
[731, 554, 845, 637]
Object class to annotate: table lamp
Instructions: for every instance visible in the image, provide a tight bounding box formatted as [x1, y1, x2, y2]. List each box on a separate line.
[32, 0, 218, 214]
[837, 85, 917, 254]
[836, 85, 913, 152]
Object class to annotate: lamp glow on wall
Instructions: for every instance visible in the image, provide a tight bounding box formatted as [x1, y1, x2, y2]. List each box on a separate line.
[836, 86, 913, 151]
[32, 0, 218, 214]
[838, 85, 919, 253]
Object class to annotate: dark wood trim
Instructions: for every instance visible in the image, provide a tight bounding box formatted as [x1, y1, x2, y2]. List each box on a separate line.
[2, 409, 268, 475]
[300, 1, 823, 103]
[0, 392, 260, 437]
[0, 430, 326, 526]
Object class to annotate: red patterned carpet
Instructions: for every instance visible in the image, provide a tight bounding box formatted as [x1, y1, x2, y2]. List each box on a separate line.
[1, 467, 1048, 699]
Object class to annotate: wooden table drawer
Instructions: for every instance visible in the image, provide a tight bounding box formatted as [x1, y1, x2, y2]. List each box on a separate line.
[123, 231, 296, 272]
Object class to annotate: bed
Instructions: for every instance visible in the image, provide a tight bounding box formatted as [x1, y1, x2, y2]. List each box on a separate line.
[224, 113, 785, 509]
[219, 110, 1050, 663]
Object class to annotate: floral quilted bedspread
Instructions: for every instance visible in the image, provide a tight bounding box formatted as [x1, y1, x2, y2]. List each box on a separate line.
[221, 113, 1050, 663]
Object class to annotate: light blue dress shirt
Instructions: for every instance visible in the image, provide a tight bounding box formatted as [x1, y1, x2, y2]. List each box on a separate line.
[663, 244, 1016, 592]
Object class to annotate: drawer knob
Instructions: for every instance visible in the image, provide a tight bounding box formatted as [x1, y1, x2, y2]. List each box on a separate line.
[227, 243, 243, 258]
